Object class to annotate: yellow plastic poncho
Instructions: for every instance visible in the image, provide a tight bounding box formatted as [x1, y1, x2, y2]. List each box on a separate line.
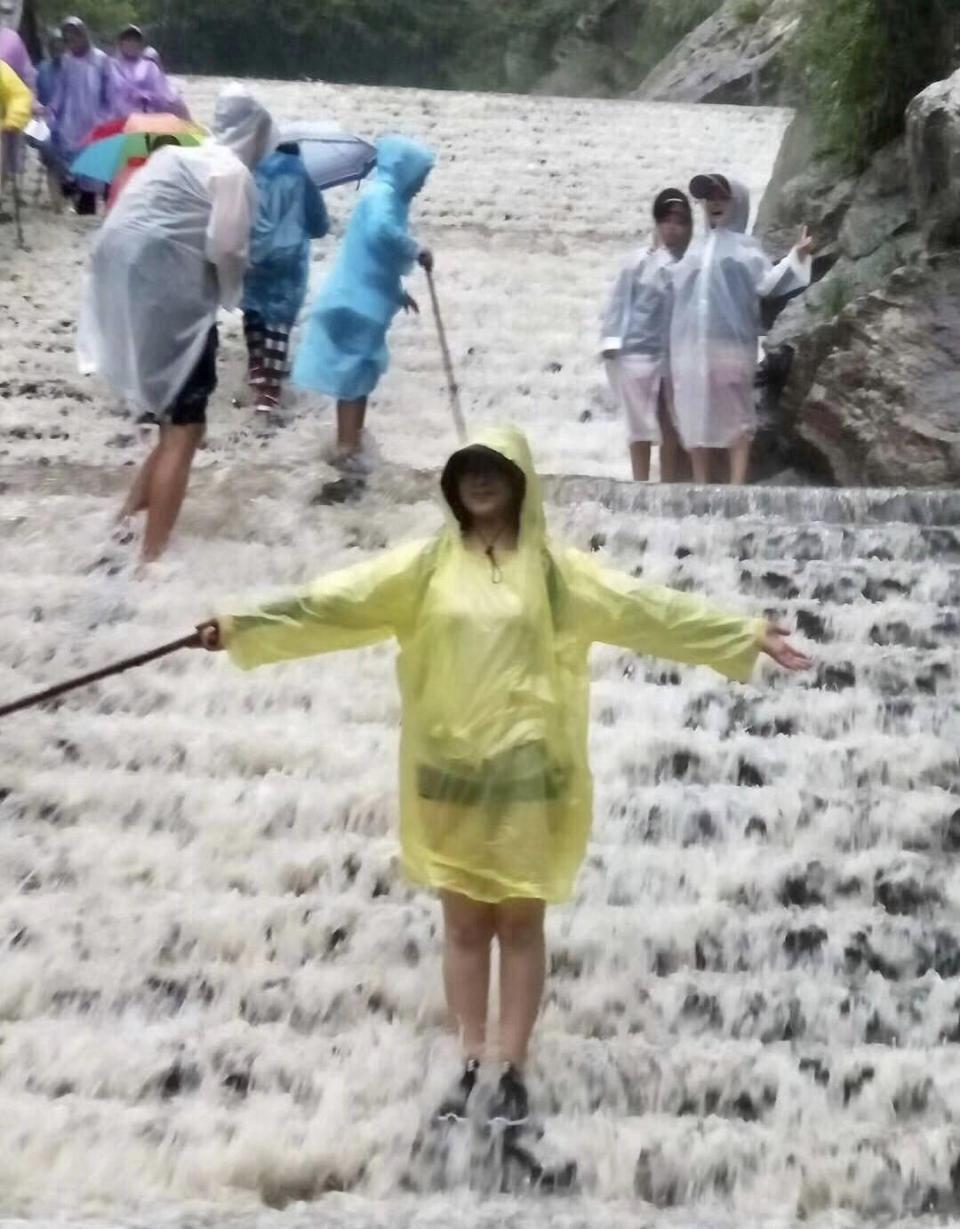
[0, 61, 32, 133]
[222, 426, 764, 904]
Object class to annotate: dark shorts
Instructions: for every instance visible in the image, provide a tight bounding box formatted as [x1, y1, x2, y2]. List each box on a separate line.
[161, 327, 219, 427]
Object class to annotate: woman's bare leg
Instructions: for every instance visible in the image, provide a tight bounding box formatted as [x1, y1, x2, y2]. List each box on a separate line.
[495, 898, 546, 1070]
[119, 441, 160, 520]
[629, 443, 652, 483]
[729, 436, 751, 486]
[690, 448, 712, 485]
[658, 391, 687, 483]
[336, 397, 368, 454]
[441, 890, 496, 1059]
[141, 423, 204, 563]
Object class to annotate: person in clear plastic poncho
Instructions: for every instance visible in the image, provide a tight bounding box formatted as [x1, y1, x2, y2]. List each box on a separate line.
[78, 85, 276, 565]
[601, 187, 693, 484]
[670, 173, 813, 485]
[197, 424, 811, 1126]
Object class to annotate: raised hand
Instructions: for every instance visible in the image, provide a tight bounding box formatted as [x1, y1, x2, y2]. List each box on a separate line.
[402, 291, 420, 315]
[761, 623, 813, 672]
[796, 225, 814, 260]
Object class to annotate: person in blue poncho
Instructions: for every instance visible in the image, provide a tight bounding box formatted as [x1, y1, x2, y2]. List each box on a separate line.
[242, 142, 329, 414]
[292, 134, 435, 468]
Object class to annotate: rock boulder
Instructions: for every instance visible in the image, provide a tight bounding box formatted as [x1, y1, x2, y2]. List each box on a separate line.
[907, 67, 960, 251]
[635, 0, 801, 106]
[767, 256, 960, 486]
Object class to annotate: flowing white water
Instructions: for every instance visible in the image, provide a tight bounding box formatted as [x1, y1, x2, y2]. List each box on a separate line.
[3, 80, 959, 1229]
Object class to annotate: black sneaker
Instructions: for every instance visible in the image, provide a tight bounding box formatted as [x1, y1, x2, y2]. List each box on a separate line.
[487, 1063, 530, 1128]
[435, 1058, 480, 1122]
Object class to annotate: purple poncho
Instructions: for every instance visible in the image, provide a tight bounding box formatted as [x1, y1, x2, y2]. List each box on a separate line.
[0, 27, 35, 90]
[49, 46, 112, 163]
[110, 53, 180, 119]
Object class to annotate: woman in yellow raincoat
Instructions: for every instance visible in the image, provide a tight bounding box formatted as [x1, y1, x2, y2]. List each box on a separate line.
[198, 426, 810, 1126]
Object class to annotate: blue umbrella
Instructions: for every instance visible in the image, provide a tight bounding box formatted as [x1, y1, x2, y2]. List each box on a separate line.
[280, 122, 376, 191]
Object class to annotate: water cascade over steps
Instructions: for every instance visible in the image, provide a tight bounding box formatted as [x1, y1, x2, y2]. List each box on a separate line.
[2, 76, 958, 1229]
[1, 470, 959, 1228]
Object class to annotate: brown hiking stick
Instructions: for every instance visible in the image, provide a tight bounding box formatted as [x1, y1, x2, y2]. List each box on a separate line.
[424, 266, 468, 445]
[0, 632, 202, 719]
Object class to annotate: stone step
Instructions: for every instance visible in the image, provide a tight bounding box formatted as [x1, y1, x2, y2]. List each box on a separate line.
[0, 1081, 958, 1221]
[7, 887, 960, 983]
[6, 763, 956, 856]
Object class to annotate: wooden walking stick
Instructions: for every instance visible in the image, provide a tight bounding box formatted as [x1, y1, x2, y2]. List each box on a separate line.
[424, 266, 468, 446]
[0, 632, 202, 719]
[12, 171, 26, 250]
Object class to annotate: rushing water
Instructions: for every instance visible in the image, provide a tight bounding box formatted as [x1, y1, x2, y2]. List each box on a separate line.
[3, 79, 959, 1229]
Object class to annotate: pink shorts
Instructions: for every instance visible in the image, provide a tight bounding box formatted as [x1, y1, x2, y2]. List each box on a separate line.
[605, 355, 673, 445]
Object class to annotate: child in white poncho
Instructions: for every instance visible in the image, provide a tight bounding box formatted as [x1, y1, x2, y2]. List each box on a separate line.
[601, 188, 693, 483]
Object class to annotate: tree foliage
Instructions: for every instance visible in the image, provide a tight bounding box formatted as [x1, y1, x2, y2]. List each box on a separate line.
[795, 0, 960, 165]
[23, 0, 960, 139]
[24, 0, 723, 90]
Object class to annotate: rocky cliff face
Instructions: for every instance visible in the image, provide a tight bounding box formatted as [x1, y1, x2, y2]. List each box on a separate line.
[757, 68, 960, 487]
[518, 0, 799, 103]
[634, 0, 801, 105]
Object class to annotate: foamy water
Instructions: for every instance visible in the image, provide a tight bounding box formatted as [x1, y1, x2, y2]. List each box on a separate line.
[3, 80, 959, 1229]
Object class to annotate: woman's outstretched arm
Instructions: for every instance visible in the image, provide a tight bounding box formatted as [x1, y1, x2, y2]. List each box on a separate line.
[560, 548, 812, 681]
[200, 540, 434, 669]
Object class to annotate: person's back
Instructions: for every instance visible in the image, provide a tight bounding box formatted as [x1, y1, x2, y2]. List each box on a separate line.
[245, 148, 327, 311]
[242, 146, 328, 411]
[77, 84, 276, 567]
[82, 143, 238, 409]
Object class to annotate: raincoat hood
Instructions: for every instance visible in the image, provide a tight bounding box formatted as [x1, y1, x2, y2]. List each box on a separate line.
[720, 179, 751, 234]
[441, 426, 545, 546]
[375, 134, 435, 201]
[213, 84, 277, 169]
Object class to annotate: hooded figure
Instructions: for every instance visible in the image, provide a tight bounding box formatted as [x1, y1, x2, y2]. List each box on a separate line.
[292, 134, 434, 402]
[79, 86, 277, 565]
[205, 424, 811, 1126]
[216, 425, 767, 903]
[78, 85, 276, 413]
[241, 145, 329, 411]
[110, 24, 182, 119]
[205, 424, 814, 1123]
[47, 18, 112, 184]
[601, 188, 693, 482]
[35, 29, 64, 109]
[244, 148, 328, 329]
[669, 177, 810, 457]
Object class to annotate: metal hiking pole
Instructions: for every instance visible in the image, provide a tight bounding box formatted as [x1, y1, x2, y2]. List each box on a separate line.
[424, 265, 468, 445]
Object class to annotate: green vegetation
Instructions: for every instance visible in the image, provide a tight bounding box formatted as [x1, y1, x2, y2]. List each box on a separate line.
[24, 0, 724, 91]
[631, 0, 721, 78]
[733, 0, 767, 25]
[819, 273, 855, 320]
[795, 0, 960, 166]
[23, 0, 960, 148]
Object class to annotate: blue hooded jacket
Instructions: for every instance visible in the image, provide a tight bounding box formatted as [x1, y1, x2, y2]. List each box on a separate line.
[292, 134, 435, 401]
[242, 149, 329, 327]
